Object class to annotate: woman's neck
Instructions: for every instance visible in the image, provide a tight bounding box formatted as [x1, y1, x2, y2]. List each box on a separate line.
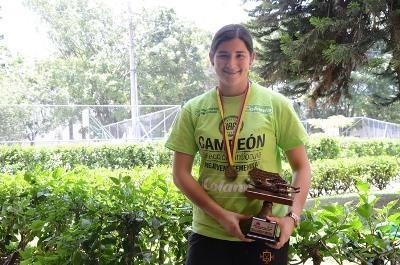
[218, 80, 249, 96]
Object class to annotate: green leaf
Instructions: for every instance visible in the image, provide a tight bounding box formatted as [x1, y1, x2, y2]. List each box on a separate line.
[122, 175, 131, 184]
[110, 177, 120, 185]
[72, 250, 83, 265]
[298, 220, 315, 233]
[324, 214, 340, 223]
[322, 204, 338, 213]
[24, 172, 34, 183]
[382, 199, 398, 213]
[178, 215, 192, 224]
[364, 234, 377, 245]
[357, 204, 373, 219]
[388, 212, 400, 223]
[349, 218, 363, 230]
[158, 183, 168, 194]
[337, 224, 353, 230]
[356, 181, 369, 193]
[31, 220, 45, 232]
[52, 167, 63, 179]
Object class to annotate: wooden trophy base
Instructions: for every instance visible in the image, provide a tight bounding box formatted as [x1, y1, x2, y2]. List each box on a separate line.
[240, 217, 278, 243]
[240, 188, 294, 242]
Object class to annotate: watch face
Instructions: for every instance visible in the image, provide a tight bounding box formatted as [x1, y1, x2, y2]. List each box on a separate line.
[287, 212, 300, 226]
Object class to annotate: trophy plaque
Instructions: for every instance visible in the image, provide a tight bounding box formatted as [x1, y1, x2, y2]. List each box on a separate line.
[240, 168, 300, 243]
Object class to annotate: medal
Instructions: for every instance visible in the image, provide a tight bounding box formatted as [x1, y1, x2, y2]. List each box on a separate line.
[216, 82, 251, 181]
[224, 165, 238, 181]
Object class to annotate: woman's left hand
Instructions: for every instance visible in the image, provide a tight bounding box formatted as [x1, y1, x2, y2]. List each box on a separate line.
[265, 215, 296, 249]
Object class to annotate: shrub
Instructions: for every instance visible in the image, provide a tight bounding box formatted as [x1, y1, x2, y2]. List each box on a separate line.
[291, 182, 400, 265]
[0, 142, 172, 173]
[282, 156, 399, 197]
[306, 137, 341, 160]
[339, 137, 400, 158]
[1, 168, 398, 265]
[1, 138, 400, 174]
[0, 166, 191, 265]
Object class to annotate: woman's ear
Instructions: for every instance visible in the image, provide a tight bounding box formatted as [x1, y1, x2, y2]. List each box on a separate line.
[209, 53, 214, 66]
[250, 51, 256, 65]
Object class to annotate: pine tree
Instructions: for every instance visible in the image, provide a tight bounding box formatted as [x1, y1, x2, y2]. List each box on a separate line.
[246, 0, 400, 106]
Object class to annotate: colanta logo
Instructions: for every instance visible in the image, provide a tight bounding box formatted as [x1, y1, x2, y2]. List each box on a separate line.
[219, 115, 244, 137]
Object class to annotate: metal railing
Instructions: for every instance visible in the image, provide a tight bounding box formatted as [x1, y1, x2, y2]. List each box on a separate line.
[0, 104, 181, 145]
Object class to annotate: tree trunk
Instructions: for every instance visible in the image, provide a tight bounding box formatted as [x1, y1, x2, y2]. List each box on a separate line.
[390, 1, 400, 100]
[69, 119, 74, 140]
[4, 252, 18, 265]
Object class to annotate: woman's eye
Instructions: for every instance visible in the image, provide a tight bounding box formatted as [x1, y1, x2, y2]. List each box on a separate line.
[217, 54, 229, 59]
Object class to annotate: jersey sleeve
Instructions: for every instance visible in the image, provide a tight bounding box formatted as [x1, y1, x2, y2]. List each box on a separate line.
[165, 106, 198, 156]
[275, 98, 308, 151]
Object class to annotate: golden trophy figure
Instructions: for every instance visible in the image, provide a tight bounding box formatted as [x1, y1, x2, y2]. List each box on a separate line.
[240, 168, 300, 243]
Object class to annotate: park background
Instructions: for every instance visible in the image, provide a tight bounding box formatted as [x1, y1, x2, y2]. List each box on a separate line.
[0, 0, 399, 264]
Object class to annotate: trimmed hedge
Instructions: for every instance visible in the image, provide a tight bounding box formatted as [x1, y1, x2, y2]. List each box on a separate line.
[1, 139, 399, 199]
[306, 136, 400, 160]
[1, 137, 399, 174]
[306, 137, 341, 160]
[339, 137, 400, 158]
[2, 137, 399, 174]
[0, 142, 171, 173]
[283, 155, 400, 197]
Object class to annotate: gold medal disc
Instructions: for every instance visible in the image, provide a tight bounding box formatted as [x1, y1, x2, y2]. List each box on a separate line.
[225, 165, 238, 181]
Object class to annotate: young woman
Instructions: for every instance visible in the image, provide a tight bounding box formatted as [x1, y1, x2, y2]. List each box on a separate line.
[165, 24, 311, 265]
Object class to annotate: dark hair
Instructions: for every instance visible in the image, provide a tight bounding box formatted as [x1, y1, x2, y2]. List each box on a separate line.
[209, 24, 254, 58]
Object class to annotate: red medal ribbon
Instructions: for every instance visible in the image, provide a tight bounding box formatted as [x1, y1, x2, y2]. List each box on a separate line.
[216, 82, 251, 170]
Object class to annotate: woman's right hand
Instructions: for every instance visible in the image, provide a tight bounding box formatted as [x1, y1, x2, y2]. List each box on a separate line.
[172, 153, 254, 242]
[217, 209, 253, 242]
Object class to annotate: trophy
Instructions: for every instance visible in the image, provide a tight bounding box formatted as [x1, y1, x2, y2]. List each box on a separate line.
[240, 168, 300, 243]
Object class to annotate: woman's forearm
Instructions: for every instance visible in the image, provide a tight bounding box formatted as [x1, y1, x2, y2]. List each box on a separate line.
[173, 171, 227, 220]
[172, 152, 226, 220]
[286, 145, 312, 216]
[290, 166, 311, 216]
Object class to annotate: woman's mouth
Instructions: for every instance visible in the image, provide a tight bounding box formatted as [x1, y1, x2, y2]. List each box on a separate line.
[223, 70, 241, 75]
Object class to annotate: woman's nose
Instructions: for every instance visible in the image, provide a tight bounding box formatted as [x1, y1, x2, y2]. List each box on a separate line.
[226, 56, 236, 67]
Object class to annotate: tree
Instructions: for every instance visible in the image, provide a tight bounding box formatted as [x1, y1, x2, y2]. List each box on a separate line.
[294, 66, 400, 123]
[0, 55, 55, 142]
[23, 0, 130, 104]
[23, 0, 214, 116]
[246, 0, 400, 106]
[0, 5, 43, 142]
[133, 8, 214, 105]
[16, 0, 130, 142]
[13, 0, 214, 142]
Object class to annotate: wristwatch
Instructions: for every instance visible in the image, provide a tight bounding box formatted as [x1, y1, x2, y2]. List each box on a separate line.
[286, 211, 300, 227]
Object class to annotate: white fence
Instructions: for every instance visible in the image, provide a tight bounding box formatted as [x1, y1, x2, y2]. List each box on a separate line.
[0, 104, 180, 145]
[1, 105, 399, 146]
[302, 116, 400, 139]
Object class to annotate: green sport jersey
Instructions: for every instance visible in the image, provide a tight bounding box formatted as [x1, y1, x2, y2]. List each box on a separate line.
[165, 82, 308, 241]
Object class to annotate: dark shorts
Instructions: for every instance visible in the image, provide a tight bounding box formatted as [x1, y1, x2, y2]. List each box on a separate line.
[185, 233, 289, 265]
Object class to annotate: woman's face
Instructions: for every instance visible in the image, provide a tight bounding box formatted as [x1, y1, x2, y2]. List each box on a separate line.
[210, 38, 255, 90]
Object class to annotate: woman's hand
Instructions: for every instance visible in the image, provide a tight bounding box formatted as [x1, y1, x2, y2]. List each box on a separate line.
[173, 152, 254, 243]
[265, 215, 296, 249]
[217, 209, 253, 242]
